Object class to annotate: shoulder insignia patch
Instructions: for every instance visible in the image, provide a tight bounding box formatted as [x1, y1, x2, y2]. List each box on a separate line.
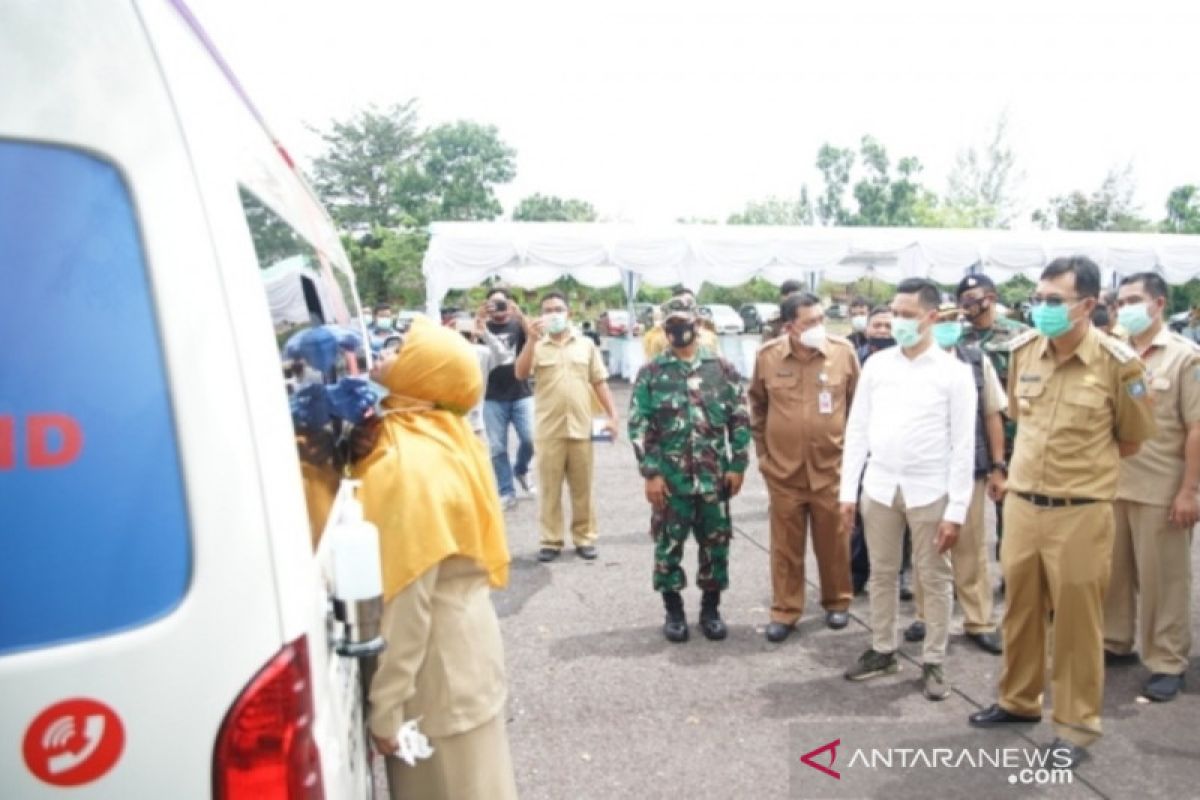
[1005, 329, 1039, 352]
[1126, 378, 1148, 399]
[1099, 335, 1137, 364]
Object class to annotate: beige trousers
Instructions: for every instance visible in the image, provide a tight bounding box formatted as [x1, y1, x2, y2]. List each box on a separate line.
[767, 480, 851, 624]
[1103, 500, 1194, 675]
[913, 479, 996, 634]
[536, 437, 597, 549]
[863, 490, 953, 664]
[385, 712, 518, 800]
[998, 495, 1113, 747]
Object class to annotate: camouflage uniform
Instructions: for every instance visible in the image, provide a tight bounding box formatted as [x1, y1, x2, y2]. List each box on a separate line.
[628, 347, 752, 592]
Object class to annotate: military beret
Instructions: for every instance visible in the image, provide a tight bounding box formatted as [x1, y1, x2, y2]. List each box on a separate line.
[956, 274, 996, 297]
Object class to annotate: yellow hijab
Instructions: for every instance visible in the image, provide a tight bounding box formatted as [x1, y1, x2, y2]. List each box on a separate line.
[352, 316, 509, 600]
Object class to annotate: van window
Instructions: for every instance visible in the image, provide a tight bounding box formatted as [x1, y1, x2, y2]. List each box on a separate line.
[238, 187, 365, 547]
[0, 141, 190, 655]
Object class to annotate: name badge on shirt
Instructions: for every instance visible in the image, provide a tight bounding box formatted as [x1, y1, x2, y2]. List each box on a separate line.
[818, 390, 833, 415]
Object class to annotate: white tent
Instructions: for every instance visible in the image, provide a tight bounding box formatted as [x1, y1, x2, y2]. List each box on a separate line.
[422, 222, 1200, 315]
[422, 222, 1200, 378]
[262, 255, 338, 328]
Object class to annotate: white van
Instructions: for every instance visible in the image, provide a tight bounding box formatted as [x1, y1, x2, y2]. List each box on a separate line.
[1, 2, 380, 796]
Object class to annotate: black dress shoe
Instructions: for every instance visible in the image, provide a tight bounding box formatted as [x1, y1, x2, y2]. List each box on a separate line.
[968, 704, 1041, 727]
[904, 621, 926, 642]
[576, 545, 598, 560]
[826, 611, 850, 630]
[1104, 649, 1139, 666]
[537, 548, 560, 562]
[1044, 738, 1087, 770]
[764, 622, 793, 643]
[1143, 672, 1185, 702]
[967, 631, 1003, 655]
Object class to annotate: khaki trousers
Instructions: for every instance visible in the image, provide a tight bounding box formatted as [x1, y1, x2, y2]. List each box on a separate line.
[1103, 500, 1193, 675]
[863, 490, 953, 664]
[536, 437, 597, 549]
[912, 479, 996, 634]
[998, 495, 1113, 747]
[385, 712, 518, 800]
[767, 480, 851, 624]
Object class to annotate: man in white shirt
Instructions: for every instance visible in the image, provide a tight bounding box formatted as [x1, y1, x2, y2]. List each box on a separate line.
[839, 278, 978, 700]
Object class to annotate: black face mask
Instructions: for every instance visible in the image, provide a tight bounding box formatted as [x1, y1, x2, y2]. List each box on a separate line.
[867, 335, 896, 350]
[664, 322, 696, 349]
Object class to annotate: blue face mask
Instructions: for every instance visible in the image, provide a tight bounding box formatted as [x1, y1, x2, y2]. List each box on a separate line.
[892, 317, 923, 348]
[1031, 304, 1073, 338]
[1117, 303, 1152, 336]
[375, 317, 394, 331]
[933, 321, 963, 348]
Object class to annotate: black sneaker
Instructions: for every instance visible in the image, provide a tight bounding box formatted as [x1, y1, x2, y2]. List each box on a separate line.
[904, 621, 926, 642]
[537, 548, 560, 563]
[1143, 673, 1185, 702]
[1104, 649, 1139, 666]
[844, 649, 899, 681]
[576, 545, 598, 560]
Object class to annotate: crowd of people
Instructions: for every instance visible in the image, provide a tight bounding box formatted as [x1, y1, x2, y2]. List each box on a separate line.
[341, 254, 1194, 795]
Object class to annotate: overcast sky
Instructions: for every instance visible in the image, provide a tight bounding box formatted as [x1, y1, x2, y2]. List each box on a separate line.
[193, 0, 1200, 226]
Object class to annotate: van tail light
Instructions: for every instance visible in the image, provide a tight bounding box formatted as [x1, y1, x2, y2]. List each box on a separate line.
[213, 635, 324, 799]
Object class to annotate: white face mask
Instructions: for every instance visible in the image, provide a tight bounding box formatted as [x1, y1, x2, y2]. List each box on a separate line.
[850, 315, 867, 332]
[798, 324, 827, 350]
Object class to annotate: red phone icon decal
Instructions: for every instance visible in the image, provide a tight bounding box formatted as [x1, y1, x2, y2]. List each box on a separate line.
[23, 698, 125, 786]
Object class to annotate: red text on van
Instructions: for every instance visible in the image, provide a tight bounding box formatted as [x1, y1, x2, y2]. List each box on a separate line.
[0, 414, 84, 469]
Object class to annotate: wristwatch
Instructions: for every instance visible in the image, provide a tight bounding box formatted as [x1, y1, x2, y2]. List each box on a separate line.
[991, 461, 1008, 475]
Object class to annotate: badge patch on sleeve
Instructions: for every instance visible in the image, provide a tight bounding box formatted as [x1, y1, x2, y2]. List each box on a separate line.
[1126, 379, 1148, 399]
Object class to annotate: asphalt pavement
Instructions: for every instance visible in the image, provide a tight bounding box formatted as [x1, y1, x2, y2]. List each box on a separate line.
[493, 380, 1200, 800]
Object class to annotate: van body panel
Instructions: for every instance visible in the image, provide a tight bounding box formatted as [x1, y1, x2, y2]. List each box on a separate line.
[1, 1, 370, 796]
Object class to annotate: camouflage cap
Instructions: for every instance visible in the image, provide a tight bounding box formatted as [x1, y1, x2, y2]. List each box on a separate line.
[956, 273, 996, 297]
[661, 294, 698, 320]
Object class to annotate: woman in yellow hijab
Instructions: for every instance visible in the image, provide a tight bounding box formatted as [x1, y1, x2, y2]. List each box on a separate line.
[354, 316, 517, 800]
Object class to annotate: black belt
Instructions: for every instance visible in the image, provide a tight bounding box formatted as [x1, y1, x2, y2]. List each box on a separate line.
[1015, 492, 1098, 508]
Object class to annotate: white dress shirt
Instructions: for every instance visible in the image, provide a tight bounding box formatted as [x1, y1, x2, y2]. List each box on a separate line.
[838, 342, 978, 524]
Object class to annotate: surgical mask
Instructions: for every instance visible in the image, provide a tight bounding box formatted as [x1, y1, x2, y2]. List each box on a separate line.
[664, 321, 696, 349]
[933, 321, 963, 349]
[375, 317, 394, 331]
[1031, 304, 1074, 338]
[546, 312, 568, 335]
[1117, 303, 1153, 336]
[798, 324, 827, 350]
[850, 315, 867, 333]
[892, 318, 923, 348]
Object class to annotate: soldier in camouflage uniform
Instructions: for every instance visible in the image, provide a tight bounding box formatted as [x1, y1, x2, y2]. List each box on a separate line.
[957, 274, 1029, 566]
[628, 294, 752, 643]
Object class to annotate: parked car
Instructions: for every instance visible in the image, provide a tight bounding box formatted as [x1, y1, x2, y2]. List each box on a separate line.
[633, 302, 657, 329]
[1168, 310, 1191, 333]
[738, 302, 780, 333]
[699, 304, 745, 334]
[597, 309, 632, 336]
[396, 308, 423, 332]
[2, 4, 378, 796]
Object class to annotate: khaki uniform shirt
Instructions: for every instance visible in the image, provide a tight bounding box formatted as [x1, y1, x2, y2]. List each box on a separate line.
[1117, 326, 1200, 505]
[532, 329, 608, 440]
[1007, 326, 1156, 500]
[748, 334, 860, 490]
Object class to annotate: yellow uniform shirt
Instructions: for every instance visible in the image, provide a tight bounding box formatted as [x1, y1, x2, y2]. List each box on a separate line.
[531, 329, 608, 440]
[1007, 326, 1156, 500]
[1117, 327, 1200, 505]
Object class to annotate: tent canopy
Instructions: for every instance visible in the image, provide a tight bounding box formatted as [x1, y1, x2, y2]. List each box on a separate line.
[422, 222, 1200, 314]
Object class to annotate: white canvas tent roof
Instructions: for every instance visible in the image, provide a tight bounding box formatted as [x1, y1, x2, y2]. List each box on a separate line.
[422, 222, 1200, 314]
[261, 255, 337, 327]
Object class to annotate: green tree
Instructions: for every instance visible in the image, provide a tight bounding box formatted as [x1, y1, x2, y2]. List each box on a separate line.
[1033, 165, 1150, 232]
[1162, 184, 1200, 233]
[942, 114, 1023, 229]
[344, 227, 429, 308]
[310, 101, 425, 230]
[416, 121, 517, 222]
[850, 136, 930, 227]
[727, 189, 814, 225]
[816, 144, 855, 225]
[512, 193, 598, 222]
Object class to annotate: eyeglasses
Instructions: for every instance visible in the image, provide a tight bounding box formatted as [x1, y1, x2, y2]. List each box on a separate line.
[1028, 295, 1080, 308]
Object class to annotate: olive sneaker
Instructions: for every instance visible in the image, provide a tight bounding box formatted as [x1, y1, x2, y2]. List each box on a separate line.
[844, 649, 899, 681]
